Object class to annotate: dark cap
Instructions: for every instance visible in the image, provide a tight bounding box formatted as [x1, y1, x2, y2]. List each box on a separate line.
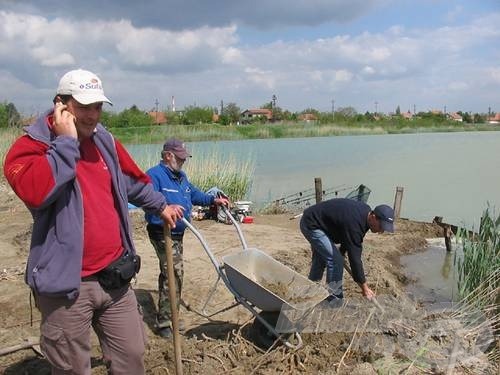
[373, 204, 395, 233]
[162, 138, 191, 159]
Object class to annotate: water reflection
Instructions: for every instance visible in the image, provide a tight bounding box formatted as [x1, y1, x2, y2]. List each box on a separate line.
[400, 238, 462, 303]
[440, 251, 453, 280]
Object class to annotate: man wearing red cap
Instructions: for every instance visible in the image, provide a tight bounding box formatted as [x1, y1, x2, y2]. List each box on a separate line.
[145, 138, 229, 338]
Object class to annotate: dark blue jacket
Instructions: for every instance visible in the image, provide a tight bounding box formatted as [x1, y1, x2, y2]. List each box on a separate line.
[145, 162, 214, 236]
[301, 198, 371, 284]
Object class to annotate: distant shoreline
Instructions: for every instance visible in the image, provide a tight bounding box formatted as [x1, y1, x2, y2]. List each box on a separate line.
[110, 121, 500, 144]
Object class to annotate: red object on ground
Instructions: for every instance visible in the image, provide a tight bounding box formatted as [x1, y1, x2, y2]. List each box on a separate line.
[242, 216, 254, 224]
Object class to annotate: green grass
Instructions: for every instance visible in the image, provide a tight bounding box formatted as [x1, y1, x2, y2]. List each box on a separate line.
[133, 148, 254, 202]
[109, 120, 500, 144]
[456, 205, 500, 308]
[0, 127, 22, 174]
[185, 151, 254, 201]
[0, 127, 254, 201]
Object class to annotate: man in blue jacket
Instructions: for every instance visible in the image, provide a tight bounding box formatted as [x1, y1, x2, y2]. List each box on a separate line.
[300, 198, 394, 300]
[145, 138, 229, 338]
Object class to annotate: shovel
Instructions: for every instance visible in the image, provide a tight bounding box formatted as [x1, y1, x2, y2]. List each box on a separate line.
[164, 224, 183, 375]
[0, 337, 42, 357]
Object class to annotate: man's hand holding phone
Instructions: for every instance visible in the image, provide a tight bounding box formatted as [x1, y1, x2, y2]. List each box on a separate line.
[53, 100, 78, 139]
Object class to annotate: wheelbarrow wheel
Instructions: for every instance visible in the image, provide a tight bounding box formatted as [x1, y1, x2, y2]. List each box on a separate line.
[251, 311, 292, 350]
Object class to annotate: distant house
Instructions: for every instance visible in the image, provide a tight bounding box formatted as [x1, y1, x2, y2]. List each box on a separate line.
[448, 112, 463, 122]
[240, 108, 272, 123]
[298, 113, 318, 122]
[401, 111, 413, 120]
[487, 113, 500, 124]
[212, 113, 220, 122]
[148, 111, 167, 125]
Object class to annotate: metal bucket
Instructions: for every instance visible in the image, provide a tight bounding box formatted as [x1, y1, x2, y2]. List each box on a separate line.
[223, 248, 329, 312]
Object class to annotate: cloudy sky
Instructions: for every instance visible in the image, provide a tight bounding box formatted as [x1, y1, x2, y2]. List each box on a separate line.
[1, 0, 499, 116]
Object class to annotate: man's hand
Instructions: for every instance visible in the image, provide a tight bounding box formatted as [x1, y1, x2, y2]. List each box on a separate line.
[160, 204, 184, 228]
[53, 102, 77, 138]
[360, 283, 376, 300]
[214, 197, 230, 207]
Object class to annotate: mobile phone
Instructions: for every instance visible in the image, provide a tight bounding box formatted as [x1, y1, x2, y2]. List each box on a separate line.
[57, 96, 67, 104]
[54, 95, 71, 105]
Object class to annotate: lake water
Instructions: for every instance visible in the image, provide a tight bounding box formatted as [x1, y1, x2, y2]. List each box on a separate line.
[400, 238, 462, 303]
[126, 131, 500, 229]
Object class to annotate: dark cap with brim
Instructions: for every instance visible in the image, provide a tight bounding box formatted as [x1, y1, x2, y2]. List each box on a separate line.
[163, 138, 191, 159]
[374, 204, 395, 233]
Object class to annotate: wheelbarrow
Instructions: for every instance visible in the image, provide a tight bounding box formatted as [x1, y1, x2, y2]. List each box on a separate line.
[183, 207, 329, 349]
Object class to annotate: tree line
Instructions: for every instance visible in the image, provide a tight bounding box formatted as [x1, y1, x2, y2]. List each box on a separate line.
[0, 101, 495, 128]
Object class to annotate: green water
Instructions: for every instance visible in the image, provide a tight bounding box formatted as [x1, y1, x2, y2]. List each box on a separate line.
[127, 131, 500, 229]
[400, 238, 463, 303]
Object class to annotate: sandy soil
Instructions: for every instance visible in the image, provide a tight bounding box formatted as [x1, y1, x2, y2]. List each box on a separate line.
[0, 181, 495, 374]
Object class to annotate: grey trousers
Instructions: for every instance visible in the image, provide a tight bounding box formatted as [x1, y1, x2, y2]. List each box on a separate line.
[35, 278, 146, 375]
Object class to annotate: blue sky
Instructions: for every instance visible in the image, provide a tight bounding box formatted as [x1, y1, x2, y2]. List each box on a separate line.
[0, 0, 499, 116]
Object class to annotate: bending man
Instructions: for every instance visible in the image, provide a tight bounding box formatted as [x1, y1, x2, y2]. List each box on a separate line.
[300, 198, 394, 300]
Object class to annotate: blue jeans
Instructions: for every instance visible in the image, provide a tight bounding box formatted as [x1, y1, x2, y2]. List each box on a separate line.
[300, 218, 344, 298]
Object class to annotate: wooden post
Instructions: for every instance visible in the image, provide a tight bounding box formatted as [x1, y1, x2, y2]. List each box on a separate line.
[393, 186, 404, 218]
[357, 184, 366, 202]
[314, 178, 323, 203]
[444, 225, 453, 252]
[163, 224, 183, 375]
[433, 217, 454, 252]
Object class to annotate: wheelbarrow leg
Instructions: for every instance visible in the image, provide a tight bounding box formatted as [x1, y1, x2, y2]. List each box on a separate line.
[251, 311, 302, 350]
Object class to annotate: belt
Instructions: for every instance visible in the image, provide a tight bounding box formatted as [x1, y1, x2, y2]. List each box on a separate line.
[147, 223, 184, 240]
[81, 275, 98, 281]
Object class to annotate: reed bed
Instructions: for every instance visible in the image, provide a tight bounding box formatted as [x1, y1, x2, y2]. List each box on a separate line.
[109, 120, 500, 144]
[455, 206, 500, 308]
[0, 127, 22, 174]
[0, 127, 254, 201]
[133, 148, 254, 202]
[184, 150, 254, 201]
[453, 206, 499, 371]
[453, 270, 499, 368]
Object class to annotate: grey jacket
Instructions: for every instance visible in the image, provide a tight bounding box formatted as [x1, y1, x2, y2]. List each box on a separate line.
[4, 110, 166, 299]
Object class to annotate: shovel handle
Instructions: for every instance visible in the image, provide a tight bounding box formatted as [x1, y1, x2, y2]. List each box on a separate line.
[164, 224, 183, 375]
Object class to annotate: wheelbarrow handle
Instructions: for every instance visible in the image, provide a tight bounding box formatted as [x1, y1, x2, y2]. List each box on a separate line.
[182, 218, 223, 271]
[220, 205, 248, 250]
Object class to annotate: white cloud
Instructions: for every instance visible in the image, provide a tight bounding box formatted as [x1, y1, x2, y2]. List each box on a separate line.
[221, 47, 244, 64]
[362, 66, 376, 75]
[0, 5, 499, 115]
[489, 67, 500, 84]
[448, 81, 468, 91]
[243, 67, 276, 89]
[335, 69, 353, 82]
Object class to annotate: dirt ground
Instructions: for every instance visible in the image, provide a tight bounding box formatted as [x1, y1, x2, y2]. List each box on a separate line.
[0, 181, 496, 374]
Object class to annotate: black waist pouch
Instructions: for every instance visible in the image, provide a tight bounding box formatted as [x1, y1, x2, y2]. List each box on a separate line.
[97, 252, 141, 290]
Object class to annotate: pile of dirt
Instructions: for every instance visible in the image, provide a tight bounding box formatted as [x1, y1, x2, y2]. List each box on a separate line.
[0, 186, 496, 374]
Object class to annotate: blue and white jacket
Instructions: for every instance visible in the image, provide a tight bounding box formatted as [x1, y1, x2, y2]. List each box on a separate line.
[145, 162, 214, 236]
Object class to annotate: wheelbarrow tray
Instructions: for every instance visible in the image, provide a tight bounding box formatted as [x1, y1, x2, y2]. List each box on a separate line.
[222, 248, 329, 312]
